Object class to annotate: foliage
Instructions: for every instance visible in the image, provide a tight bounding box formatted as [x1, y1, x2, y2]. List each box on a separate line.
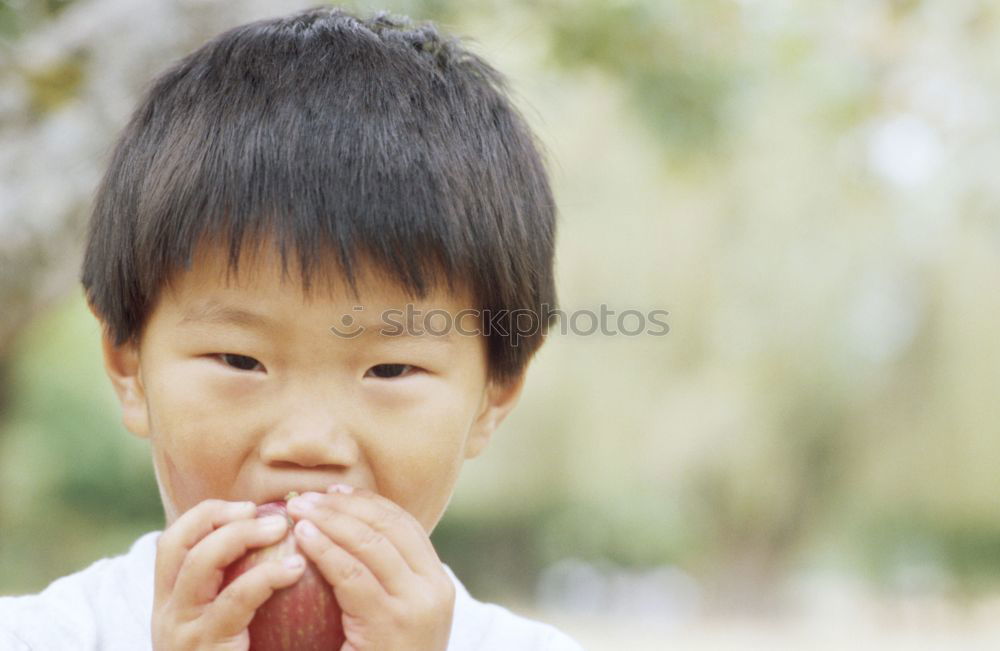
[3, 0, 1000, 615]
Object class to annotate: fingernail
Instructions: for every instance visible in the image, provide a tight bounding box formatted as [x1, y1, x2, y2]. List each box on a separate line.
[284, 554, 304, 570]
[296, 519, 319, 538]
[259, 515, 287, 532]
[327, 484, 354, 494]
[301, 491, 324, 502]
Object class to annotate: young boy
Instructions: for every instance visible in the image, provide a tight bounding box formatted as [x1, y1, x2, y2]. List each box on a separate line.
[0, 5, 584, 650]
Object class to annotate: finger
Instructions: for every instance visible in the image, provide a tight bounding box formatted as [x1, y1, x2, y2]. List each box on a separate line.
[155, 499, 256, 603]
[287, 495, 412, 596]
[203, 554, 306, 640]
[323, 486, 442, 576]
[292, 518, 387, 612]
[173, 514, 292, 606]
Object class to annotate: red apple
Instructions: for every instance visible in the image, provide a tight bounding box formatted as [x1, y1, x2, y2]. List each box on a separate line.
[222, 492, 345, 651]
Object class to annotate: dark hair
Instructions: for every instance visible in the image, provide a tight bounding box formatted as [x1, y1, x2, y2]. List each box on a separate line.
[80, 5, 557, 385]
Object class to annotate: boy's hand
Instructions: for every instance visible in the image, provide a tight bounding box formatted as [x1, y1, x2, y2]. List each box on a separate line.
[286, 487, 456, 651]
[151, 499, 307, 650]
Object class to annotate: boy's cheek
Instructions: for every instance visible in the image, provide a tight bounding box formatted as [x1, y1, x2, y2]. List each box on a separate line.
[148, 417, 243, 516]
[153, 446, 214, 513]
[376, 458, 463, 534]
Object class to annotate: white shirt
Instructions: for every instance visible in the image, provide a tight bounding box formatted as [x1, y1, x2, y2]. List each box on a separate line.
[0, 531, 584, 650]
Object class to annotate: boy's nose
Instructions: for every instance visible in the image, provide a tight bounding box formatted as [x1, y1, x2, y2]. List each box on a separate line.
[258, 423, 361, 470]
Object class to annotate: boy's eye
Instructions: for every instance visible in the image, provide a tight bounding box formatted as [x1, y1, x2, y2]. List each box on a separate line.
[217, 353, 263, 372]
[365, 363, 416, 379]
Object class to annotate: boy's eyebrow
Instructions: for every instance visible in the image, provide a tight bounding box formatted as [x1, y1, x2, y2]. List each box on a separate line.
[178, 301, 278, 330]
[344, 315, 456, 343]
[177, 301, 457, 343]
[360, 323, 455, 342]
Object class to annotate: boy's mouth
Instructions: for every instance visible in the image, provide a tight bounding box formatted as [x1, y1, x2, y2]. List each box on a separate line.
[255, 483, 359, 506]
[256, 486, 334, 506]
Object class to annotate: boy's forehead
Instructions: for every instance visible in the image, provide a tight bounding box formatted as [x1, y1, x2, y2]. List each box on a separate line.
[169, 238, 474, 314]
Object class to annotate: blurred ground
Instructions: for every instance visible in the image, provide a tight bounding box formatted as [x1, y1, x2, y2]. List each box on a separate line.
[516, 558, 1000, 650]
[548, 614, 1000, 651]
[532, 597, 1000, 651]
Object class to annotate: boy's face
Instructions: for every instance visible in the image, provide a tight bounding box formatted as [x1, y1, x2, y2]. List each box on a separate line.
[96, 240, 524, 532]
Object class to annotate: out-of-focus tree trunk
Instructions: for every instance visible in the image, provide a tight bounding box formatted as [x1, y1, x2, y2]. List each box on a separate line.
[0, 354, 9, 420]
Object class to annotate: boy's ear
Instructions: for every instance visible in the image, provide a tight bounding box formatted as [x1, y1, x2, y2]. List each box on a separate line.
[465, 371, 527, 460]
[89, 302, 151, 440]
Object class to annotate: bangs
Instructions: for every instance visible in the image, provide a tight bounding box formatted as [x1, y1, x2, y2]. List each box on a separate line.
[135, 19, 484, 304]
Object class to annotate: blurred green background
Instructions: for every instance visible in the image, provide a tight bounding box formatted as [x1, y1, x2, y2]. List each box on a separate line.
[3, 0, 1000, 647]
